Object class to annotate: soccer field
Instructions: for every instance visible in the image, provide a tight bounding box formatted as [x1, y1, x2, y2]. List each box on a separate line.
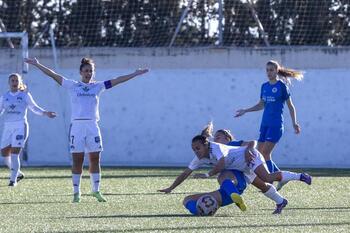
[0, 168, 349, 233]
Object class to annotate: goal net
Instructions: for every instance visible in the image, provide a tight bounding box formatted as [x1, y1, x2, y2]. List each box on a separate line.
[0, 31, 28, 74]
[0, 0, 349, 48]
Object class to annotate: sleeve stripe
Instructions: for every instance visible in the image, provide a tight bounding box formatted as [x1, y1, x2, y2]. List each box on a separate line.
[104, 80, 112, 89]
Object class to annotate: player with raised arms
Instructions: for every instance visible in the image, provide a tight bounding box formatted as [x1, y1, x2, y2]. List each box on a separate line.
[1, 73, 56, 186]
[25, 57, 148, 203]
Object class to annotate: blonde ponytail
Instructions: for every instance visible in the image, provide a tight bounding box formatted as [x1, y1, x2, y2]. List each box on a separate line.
[267, 60, 304, 86]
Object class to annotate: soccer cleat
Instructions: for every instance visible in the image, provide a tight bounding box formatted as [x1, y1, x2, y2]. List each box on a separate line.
[273, 199, 288, 214]
[92, 191, 107, 202]
[8, 181, 17, 187]
[17, 173, 25, 183]
[72, 192, 81, 203]
[231, 193, 247, 211]
[276, 181, 288, 191]
[300, 173, 312, 185]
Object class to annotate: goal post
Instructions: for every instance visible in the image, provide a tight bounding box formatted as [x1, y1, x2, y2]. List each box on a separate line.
[0, 31, 28, 74]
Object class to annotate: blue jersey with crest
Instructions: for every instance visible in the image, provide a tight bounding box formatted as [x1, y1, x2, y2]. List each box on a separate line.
[260, 80, 290, 127]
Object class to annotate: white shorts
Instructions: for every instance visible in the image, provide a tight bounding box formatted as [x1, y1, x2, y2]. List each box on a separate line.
[68, 120, 103, 153]
[1, 121, 29, 149]
[243, 151, 268, 183]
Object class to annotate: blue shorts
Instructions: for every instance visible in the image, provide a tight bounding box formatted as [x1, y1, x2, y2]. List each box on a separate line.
[219, 170, 247, 207]
[258, 125, 284, 143]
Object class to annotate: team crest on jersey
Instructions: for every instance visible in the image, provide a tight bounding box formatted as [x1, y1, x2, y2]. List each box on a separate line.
[16, 135, 24, 140]
[82, 86, 90, 92]
[272, 87, 278, 93]
[17, 97, 23, 100]
[95, 136, 101, 143]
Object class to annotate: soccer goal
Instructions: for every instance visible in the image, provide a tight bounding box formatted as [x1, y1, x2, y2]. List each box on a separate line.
[0, 31, 28, 74]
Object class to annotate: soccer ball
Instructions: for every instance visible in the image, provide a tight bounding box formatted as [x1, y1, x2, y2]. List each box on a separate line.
[196, 195, 219, 216]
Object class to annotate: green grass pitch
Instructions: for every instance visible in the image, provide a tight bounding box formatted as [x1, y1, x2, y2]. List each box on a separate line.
[0, 168, 349, 233]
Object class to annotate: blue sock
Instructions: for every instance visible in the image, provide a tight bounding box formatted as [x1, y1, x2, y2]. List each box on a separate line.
[221, 179, 239, 196]
[185, 200, 198, 215]
[272, 160, 280, 172]
[266, 160, 274, 173]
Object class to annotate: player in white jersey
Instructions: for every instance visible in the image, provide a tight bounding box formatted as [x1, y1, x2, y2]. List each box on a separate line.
[25, 57, 148, 203]
[0, 73, 56, 186]
[191, 134, 312, 214]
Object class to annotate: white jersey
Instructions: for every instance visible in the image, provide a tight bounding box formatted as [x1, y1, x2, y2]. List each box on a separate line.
[62, 78, 106, 121]
[188, 141, 249, 171]
[189, 141, 265, 183]
[0, 91, 45, 123]
[188, 142, 235, 170]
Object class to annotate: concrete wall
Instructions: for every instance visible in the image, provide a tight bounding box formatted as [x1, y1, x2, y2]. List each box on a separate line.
[0, 47, 349, 168]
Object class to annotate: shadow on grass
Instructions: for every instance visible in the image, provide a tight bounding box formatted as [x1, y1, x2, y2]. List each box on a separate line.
[0, 201, 69, 205]
[262, 206, 350, 211]
[53, 221, 350, 233]
[0, 174, 188, 180]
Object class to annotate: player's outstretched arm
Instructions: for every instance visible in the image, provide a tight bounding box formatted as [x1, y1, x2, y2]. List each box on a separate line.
[235, 99, 264, 117]
[107, 68, 149, 89]
[24, 57, 64, 85]
[26, 92, 57, 118]
[158, 168, 192, 194]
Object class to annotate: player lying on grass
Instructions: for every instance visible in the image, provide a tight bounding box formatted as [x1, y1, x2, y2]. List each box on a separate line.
[190, 132, 312, 214]
[203, 121, 303, 191]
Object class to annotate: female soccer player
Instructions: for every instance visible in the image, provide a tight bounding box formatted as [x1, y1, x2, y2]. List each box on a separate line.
[158, 123, 248, 212]
[235, 60, 303, 173]
[25, 57, 148, 203]
[191, 134, 311, 214]
[1, 73, 56, 186]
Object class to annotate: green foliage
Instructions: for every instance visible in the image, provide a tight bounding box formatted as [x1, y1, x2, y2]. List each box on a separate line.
[0, 0, 349, 47]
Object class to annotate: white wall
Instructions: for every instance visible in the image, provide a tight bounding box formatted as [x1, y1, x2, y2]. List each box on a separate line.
[0, 48, 349, 168]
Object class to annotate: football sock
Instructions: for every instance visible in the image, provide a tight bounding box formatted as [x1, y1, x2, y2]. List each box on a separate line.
[90, 173, 101, 192]
[185, 200, 198, 215]
[272, 160, 280, 172]
[266, 160, 274, 173]
[280, 171, 301, 183]
[263, 184, 284, 204]
[10, 154, 20, 182]
[221, 179, 240, 196]
[72, 173, 82, 194]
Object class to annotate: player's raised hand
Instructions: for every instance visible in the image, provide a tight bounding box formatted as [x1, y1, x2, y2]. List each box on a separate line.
[234, 109, 246, 117]
[44, 111, 57, 118]
[24, 57, 40, 66]
[293, 123, 301, 134]
[134, 68, 149, 76]
[158, 187, 172, 194]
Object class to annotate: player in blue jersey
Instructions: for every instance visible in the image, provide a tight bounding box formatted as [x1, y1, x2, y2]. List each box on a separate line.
[1, 73, 56, 186]
[235, 60, 303, 178]
[25, 57, 148, 202]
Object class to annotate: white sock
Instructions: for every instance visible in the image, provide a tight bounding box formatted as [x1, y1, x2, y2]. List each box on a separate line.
[72, 173, 82, 194]
[3, 156, 11, 169]
[90, 173, 101, 192]
[263, 185, 284, 204]
[10, 154, 20, 182]
[281, 171, 301, 183]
